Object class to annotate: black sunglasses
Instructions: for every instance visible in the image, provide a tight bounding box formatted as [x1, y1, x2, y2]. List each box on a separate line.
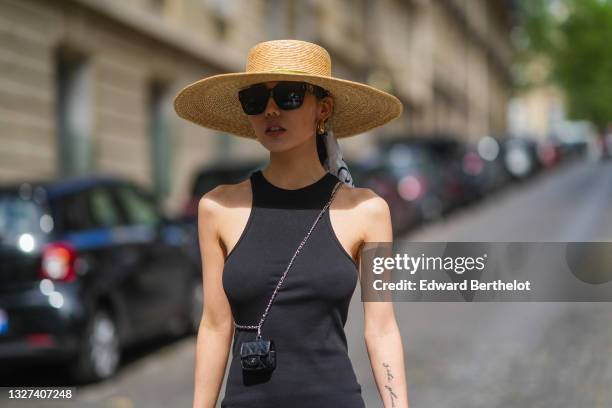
[238, 81, 330, 115]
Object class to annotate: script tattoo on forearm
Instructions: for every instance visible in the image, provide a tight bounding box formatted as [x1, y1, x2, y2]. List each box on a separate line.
[382, 362, 398, 407]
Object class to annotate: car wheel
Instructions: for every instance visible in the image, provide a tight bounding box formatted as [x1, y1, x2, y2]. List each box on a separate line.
[71, 309, 121, 383]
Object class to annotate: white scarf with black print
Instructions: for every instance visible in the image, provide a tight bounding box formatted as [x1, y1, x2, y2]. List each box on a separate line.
[322, 128, 354, 187]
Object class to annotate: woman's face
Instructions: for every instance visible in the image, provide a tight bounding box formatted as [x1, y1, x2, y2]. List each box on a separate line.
[246, 81, 333, 152]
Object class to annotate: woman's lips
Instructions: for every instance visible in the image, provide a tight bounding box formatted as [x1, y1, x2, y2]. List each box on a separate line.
[265, 128, 286, 136]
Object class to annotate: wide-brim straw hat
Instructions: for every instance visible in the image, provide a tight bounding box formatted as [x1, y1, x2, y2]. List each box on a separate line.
[173, 39, 403, 139]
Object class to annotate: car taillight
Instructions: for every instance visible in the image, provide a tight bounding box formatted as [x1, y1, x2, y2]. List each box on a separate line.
[39, 241, 77, 282]
[463, 152, 484, 176]
[537, 144, 558, 167]
[398, 175, 425, 201]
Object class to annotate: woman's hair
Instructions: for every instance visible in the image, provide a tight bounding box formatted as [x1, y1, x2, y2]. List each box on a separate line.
[316, 131, 327, 166]
[312, 84, 331, 166]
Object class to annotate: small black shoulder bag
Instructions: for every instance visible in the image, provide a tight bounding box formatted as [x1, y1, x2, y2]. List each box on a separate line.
[234, 180, 343, 373]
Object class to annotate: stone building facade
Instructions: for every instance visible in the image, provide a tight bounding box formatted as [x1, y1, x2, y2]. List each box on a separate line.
[0, 0, 515, 213]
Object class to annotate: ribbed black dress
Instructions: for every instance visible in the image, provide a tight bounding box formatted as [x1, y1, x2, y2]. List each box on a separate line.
[220, 169, 365, 407]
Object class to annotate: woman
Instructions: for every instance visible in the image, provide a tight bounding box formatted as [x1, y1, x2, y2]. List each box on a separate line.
[175, 39, 409, 408]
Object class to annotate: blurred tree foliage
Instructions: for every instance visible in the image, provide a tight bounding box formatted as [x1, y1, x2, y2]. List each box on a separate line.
[515, 0, 612, 133]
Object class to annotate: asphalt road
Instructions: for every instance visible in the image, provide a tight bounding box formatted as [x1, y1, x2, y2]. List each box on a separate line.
[1, 158, 611, 408]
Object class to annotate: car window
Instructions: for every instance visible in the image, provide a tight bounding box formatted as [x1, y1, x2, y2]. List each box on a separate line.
[113, 185, 159, 226]
[89, 187, 122, 228]
[53, 191, 95, 232]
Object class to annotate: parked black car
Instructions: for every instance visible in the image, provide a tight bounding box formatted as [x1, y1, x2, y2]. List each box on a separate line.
[502, 136, 541, 180]
[379, 135, 480, 221]
[0, 173, 201, 383]
[463, 136, 511, 197]
[422, 136, 481, 209]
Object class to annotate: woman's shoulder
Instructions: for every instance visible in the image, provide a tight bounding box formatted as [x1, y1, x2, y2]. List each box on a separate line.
[334, 183, 391, 244]
[198, 178, 252, 220]
[337, 183, 390, 218]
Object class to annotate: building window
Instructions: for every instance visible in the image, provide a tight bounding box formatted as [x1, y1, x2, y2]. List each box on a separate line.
[204, 0, 232, 39]
[55, 47, 93, 177]
[148, 81, 173, 203]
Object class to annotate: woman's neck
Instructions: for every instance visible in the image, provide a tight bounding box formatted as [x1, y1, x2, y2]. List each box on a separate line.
[262, 161, 327, 190]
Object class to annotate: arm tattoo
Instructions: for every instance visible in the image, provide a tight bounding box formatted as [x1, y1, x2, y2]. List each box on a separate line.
[383, 362, 394, 381]
[382, 362, 398, 407]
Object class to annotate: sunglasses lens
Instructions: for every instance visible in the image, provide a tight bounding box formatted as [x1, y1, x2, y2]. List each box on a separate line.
[238, 82, 309, 115]
[273, 82, 306, 110]
[238, 85, 269, 115]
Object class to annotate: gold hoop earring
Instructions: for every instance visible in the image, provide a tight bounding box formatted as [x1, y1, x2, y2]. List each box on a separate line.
[316, 120, 326, 135]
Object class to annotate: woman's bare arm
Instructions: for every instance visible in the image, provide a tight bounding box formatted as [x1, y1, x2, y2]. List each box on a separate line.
[192, 188, 235, 408]
[359, 192, 410, 408]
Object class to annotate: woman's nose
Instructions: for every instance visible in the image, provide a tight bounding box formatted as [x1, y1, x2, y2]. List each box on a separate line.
[264, 94, 280, 117]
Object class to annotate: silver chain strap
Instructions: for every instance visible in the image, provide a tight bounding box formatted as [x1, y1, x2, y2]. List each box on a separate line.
[234, 180, 343, 339]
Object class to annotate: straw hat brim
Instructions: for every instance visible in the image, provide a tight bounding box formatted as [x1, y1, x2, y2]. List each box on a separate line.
[173, 72, 403, 139]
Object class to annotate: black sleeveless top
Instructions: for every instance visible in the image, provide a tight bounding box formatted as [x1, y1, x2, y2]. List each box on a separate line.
[220, 169, 365, 407]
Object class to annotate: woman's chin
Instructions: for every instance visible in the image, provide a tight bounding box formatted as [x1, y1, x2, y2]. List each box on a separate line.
[259, 135, 294, 150]
[257, 132, 312, 153]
